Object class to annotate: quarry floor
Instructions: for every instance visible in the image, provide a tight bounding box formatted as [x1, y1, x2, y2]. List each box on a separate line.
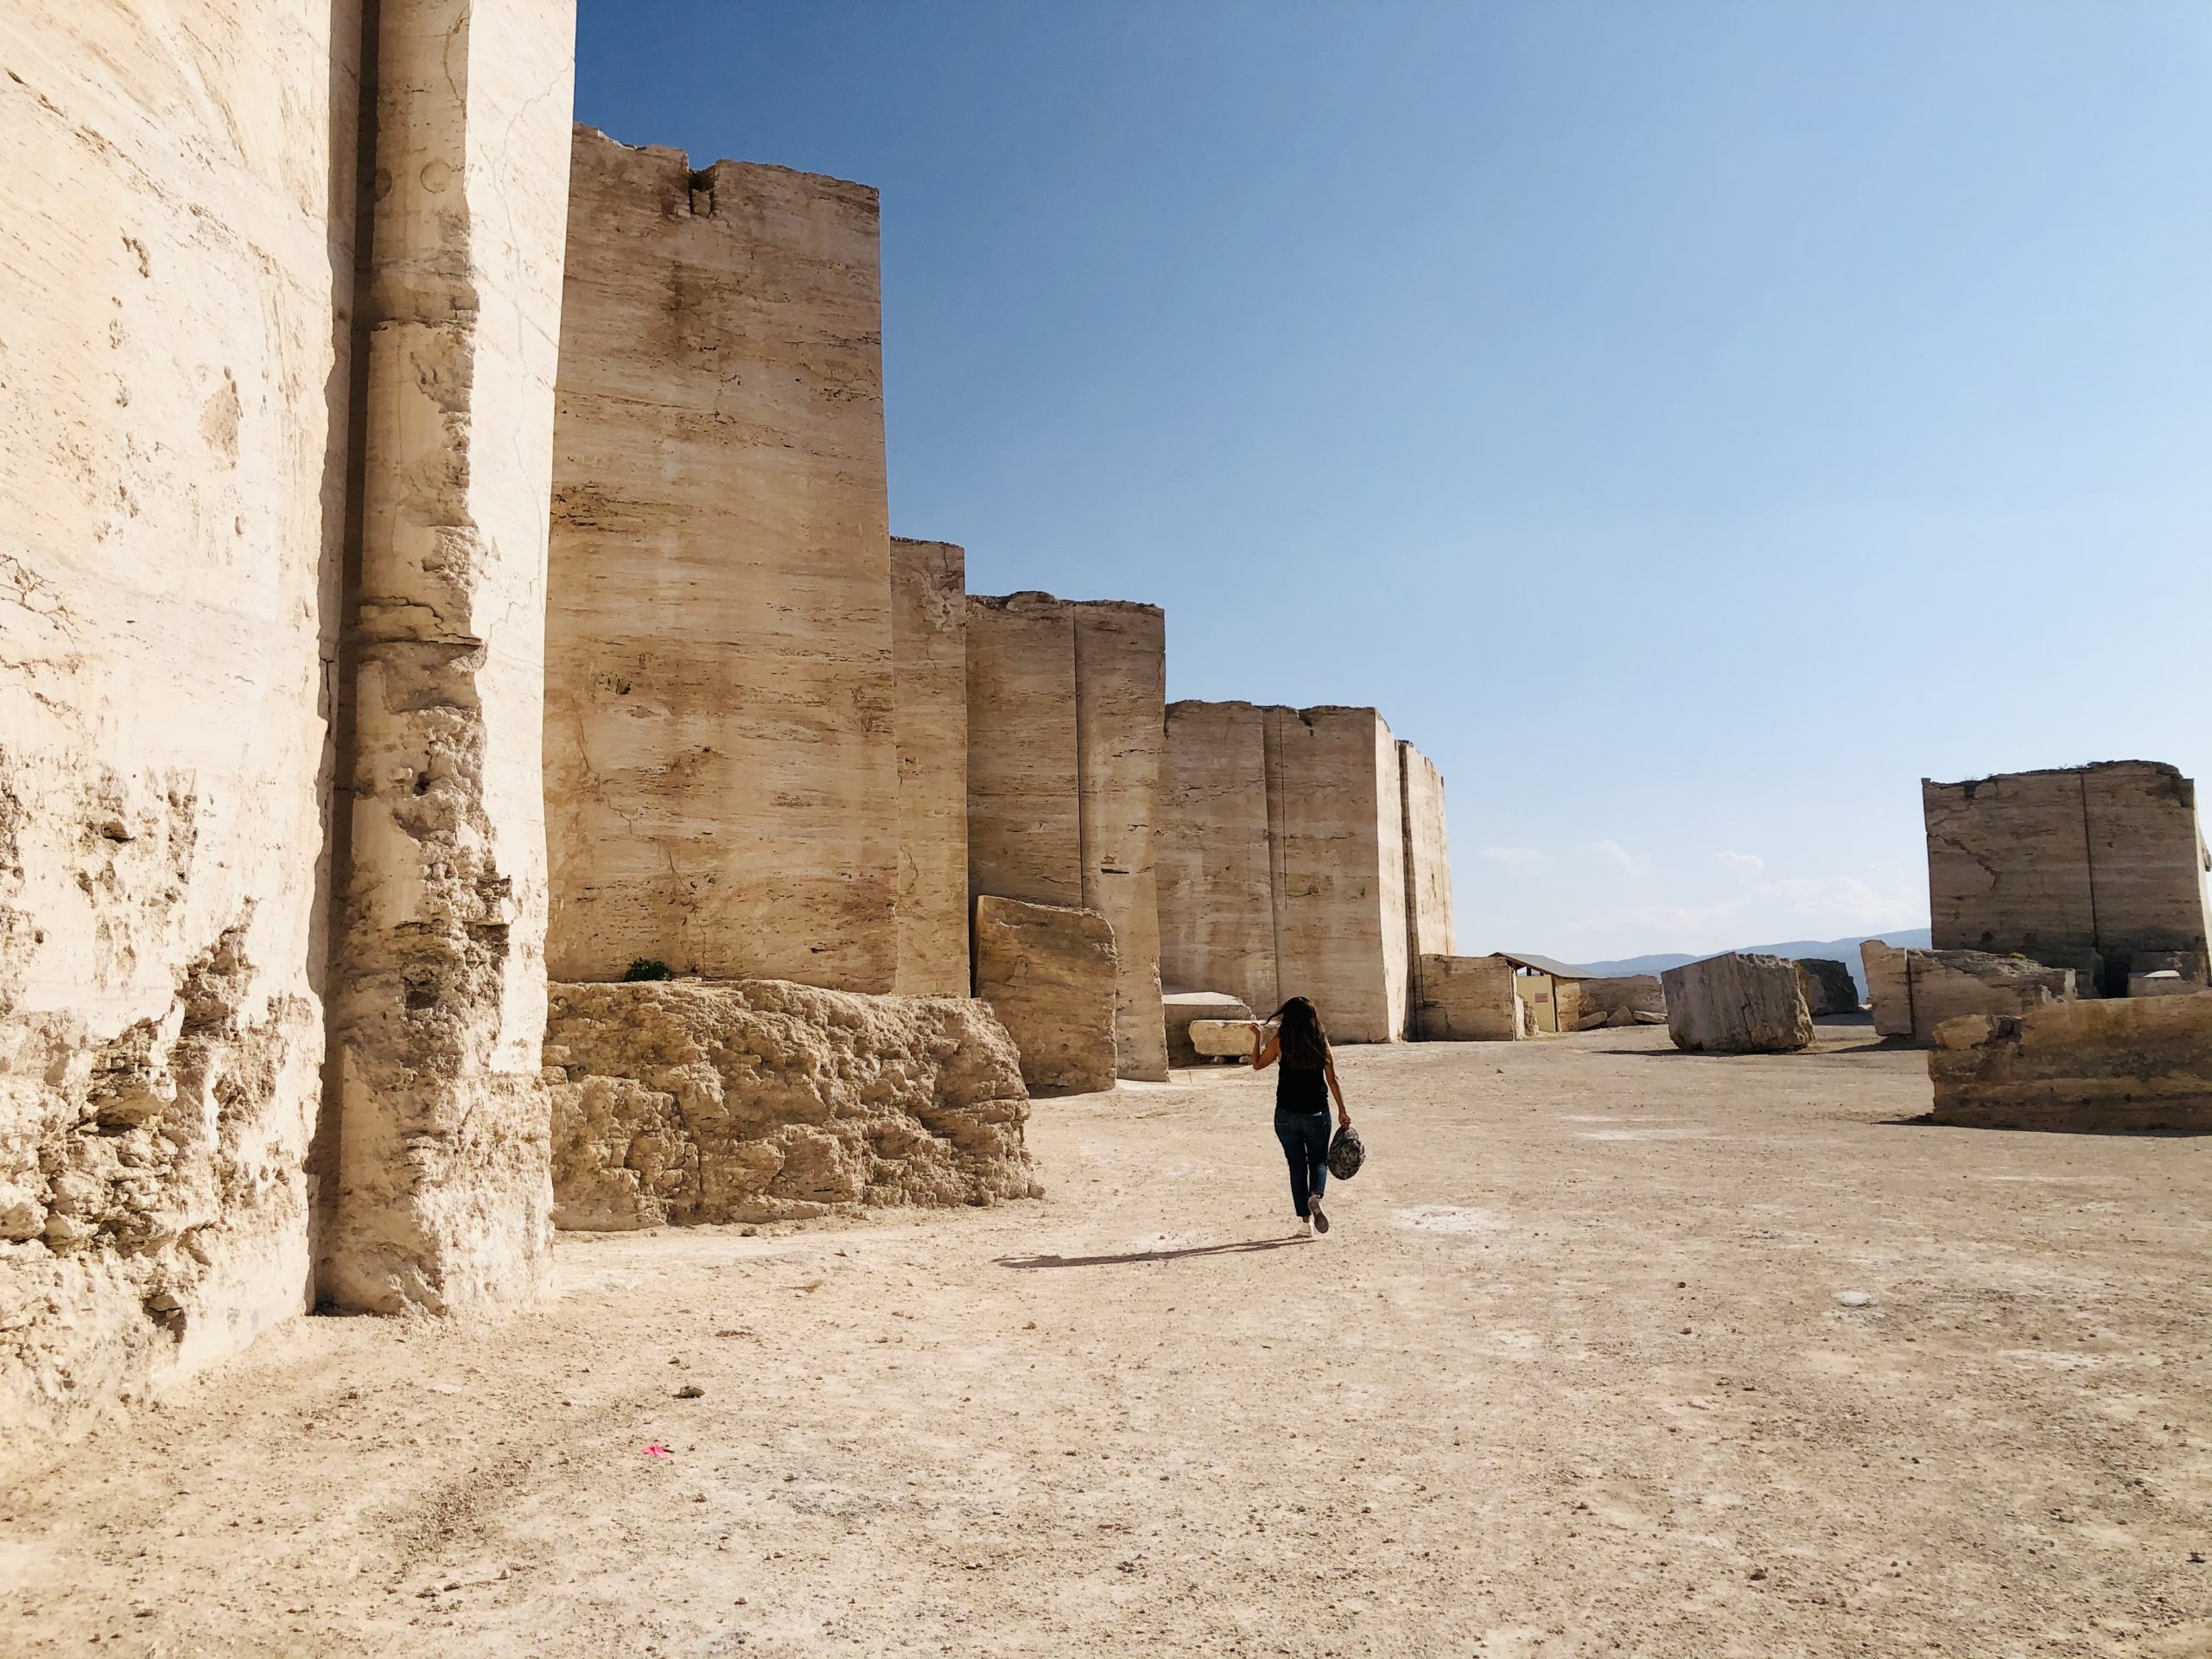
[6, 1023, 2211, 1659]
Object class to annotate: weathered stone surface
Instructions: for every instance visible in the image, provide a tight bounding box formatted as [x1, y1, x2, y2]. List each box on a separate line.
[543, 127, 896, 990]
[1268, 707, 1408, 1043]
[1187, 1019, 1262, 1060]
[1158, 702, 1278, 1018]
[0, 0, 359, 1432]
[1164, 990, 1255, 1067]
[965, 594, 1081, 909]
[1795, 958, 1862, 1017]
[320, 0, 576, 1319]
[972, 896, 1118, 1096]
[1929, 994, 2212, 1132]
[1924, 761, 2212, 993]
[964, 593, 1167, 1081]
[1577, 976, 1665, 1021]
[545, 980, 1036, 1229]
[1074, 605, 1170, 1081]
[1662, 954, 1813, 1053]
[1414, 955, 1522, 1042]
[891, 538, 969, 996]
[1399, 742, 1455, 1018]
[1861, 941, 2075, 1045]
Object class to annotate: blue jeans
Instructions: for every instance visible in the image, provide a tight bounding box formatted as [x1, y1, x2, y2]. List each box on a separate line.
[1274, 1108, 1331, 1219]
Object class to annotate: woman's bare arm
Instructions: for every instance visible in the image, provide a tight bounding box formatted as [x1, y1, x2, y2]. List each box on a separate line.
[1247, 1024, 1280, 1071]
[1324, 1054, 1349, 1124]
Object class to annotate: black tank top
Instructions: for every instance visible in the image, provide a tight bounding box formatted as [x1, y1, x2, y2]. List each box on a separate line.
[1276, 1060, 1328, 1115]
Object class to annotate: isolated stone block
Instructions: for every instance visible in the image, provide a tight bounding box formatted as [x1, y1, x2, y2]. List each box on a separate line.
[544, 127, 897, 990]
[1861, 941, 2075, 1045]
[1795, 958, 1862, 1016]
[1414, 955, 1523, 1042]
[1662, 954, 1813, 1053]
[1577, 976, 1666, 1021]
[973, 896, 1119, 1096]
[545, 980, 1037, 1229]
[1187, 1018, 1265, 1060]
[1929, 993, 2212, 1131]
[1165, 990, 1256, 1066]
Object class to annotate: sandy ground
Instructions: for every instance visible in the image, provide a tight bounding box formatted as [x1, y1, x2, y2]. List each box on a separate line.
[4, 1023, 2210, 1658]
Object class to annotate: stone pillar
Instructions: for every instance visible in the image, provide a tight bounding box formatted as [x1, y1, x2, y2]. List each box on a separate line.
[1265, 707, 1408, 1043]
[320, 0, 577, 1314]
[1073, 604, 1169, 1080]
[1398, 739, 1454, 1017]
[1157, 701, 1278, 1017]
[0, 0, 360, 1431]
[543, 127, 897, 991]
[892, 537, 969, 996]
[964, 594, 1083, 909]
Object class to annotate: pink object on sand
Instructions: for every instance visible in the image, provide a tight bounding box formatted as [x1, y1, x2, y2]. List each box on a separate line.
[643, 1443, 673, 1460]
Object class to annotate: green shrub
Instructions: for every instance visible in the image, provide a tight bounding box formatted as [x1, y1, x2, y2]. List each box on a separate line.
[623, 958, 674, 982]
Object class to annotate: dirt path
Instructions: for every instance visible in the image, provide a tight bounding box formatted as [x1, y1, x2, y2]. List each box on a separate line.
[5, 1027, 2209, 1657]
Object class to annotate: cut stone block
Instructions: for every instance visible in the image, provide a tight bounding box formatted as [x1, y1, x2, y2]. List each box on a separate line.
[1929, 993, 2212, 1131]
[546, 980, 1037, 1229]
[1795, 958, 1862, 1017]
[1188, 1019, 1262, 1060]
[892, 537, 969, 996]
[972, 896, 1119, 1096]
[1578, 975, 1665, 1022]
[1414, 954, 1522, 1041]
[1165, 990, 1255, 1066]
[1861, 941, 2075, 1045]
[1158, 702, 1279, 1017]
[1661, 954, 1813, 1053]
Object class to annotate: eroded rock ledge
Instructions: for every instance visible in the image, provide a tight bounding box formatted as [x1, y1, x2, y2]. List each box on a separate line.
[546, 981, 1039, 1230]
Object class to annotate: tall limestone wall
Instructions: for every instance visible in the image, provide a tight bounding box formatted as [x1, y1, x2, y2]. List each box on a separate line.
[0, 0, 359, 1431]
[543, 127, 898, 992]
[891, 538, 969, 996]
[1268, 707, 1408, 1044]
[1398, 740, 1454, 1011]
[1159, 702, 1279, 1017]
[965, 594, 1168, 1081]
[318, 0, 577, 1317]
[1924, 761, 2212, 992]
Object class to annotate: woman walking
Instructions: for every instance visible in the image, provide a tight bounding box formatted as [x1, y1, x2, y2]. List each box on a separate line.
[1248, 996, 1352, 1236]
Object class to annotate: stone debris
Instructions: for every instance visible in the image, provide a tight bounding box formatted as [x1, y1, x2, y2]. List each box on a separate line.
[1928, 993, 2212, 1132]
[1186, 1020, 1262, 1061]
[971, 896, 1120, 1096]
[1413, 955, 1523, 1042]
[1861, 940, 2075, 1046]
[1164, 991, 1255, 1066]
[1794, 958, 1862, 1017]
[1924, 760, 2212, 994]
[546, 979, 1037, 1228]
[1661, 954, 1813, 1053]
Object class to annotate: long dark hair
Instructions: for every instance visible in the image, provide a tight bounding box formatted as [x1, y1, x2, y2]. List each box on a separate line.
[1272, 995, 1330, 1068]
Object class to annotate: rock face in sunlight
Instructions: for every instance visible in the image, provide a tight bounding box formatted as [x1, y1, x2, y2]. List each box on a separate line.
[1924, 761, 2212, 996]
[1929, 994, 2212, 1131]
[546, 980, 1036, 1230]
[1662, 954, 1813, 1053]
[892, 537, 971, 997]
[1861, 941, 2075, 1046]
[970, 896, 1120, 1097]
[1413, 955, 1524, 1042]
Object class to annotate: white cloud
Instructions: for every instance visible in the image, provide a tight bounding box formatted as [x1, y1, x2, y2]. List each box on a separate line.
[1716, 849, 1765, 878]
[1478, 845, 1548, 869]
[1588, 838, 1645, 876]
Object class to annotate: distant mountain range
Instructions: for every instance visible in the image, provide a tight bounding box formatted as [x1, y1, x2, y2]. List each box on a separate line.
[1573, 929, 1933, 998]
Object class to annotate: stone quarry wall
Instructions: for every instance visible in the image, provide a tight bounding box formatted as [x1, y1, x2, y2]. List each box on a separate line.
[964, 594, 1168, 1080]
[1414, 955, 1522, 1041]
[972, 896, 1119, 1096]
[1924, 762, 2212, 992]
[319, 0, 577, 1316]
[0, 0, 355, 1431]
[1157, 701, 1446, 1043]
[1268, 707, 1408, 1044]
[546, 980, 1036, 1229]
[543, 126, 897, 991]
[892, 538, 969, 996]
[1158, 701, 1279, 1017]
[1861, 941, 2074, 1046]
[1577, 976, 1665, 1020]
[1929, 995, 2212, 1132]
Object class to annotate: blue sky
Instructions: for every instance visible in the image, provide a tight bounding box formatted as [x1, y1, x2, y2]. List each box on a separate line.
[575, 1, 2212, 963]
